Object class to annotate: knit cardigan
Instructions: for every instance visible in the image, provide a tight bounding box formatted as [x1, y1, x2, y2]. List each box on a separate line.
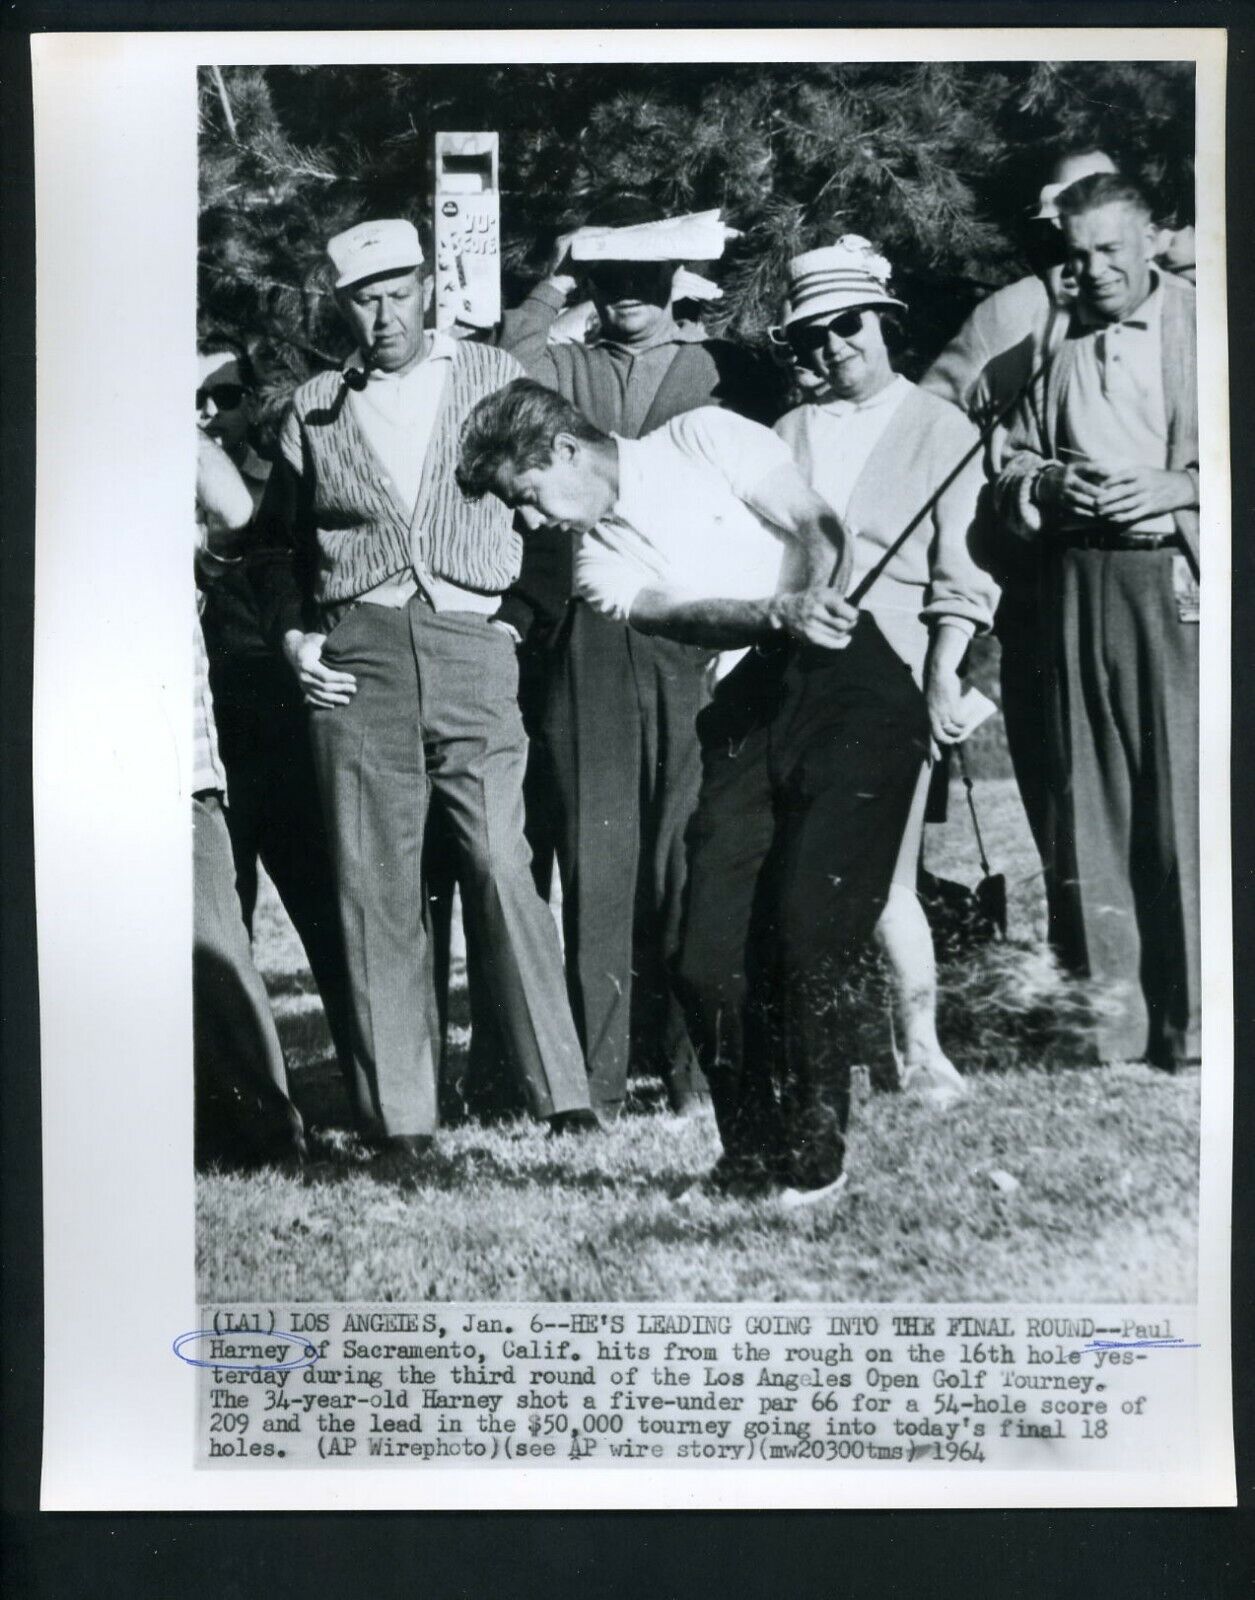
[775, 384, 999, 679]
[263, 339, 524, 625]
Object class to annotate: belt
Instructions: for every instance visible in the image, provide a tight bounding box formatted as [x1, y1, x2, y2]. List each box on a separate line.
[1058, 528, 1179, 553]
[321, 590, 432, 633]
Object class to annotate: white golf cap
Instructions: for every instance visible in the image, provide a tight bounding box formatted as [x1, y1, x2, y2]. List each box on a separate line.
[1032, 152, 1119, 221]
[778, 236, 904, 330]
[327, 218, 423, 289]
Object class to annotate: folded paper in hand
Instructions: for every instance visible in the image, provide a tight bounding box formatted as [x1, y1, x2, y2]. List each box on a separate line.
[571, 209, 741, 262]
[953, 686, 999, 742]
[671, 267, 723, 302]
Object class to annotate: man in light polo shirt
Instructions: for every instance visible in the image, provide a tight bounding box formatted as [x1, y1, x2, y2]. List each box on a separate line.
[457, 379, 930, 1207]
[252, 220, 595, 1162]
[993, 174, 1200, 1072]
[921, 148, 1117, 957]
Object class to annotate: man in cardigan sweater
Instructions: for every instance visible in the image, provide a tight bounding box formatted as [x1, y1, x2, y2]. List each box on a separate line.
[496, 198, 773, 1118]
[993, 175, 1200, 1071]
[253, 219, 594, 1157]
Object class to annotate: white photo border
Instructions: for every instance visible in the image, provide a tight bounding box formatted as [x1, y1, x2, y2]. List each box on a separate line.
[32, 25, 1233, 1510]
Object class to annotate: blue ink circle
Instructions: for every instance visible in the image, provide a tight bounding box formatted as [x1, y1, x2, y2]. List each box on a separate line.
[172, 1330, 321, 1372]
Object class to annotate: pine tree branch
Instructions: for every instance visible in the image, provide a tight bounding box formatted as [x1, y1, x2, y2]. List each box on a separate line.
[210, 66, 238, 144]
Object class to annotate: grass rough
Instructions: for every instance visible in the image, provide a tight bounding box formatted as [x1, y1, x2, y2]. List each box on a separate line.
[200, 778, 1200, 1304]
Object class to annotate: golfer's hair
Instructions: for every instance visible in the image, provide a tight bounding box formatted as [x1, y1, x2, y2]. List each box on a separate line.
[457, 378, 608, 500]
[1056, 172, 1152, 222]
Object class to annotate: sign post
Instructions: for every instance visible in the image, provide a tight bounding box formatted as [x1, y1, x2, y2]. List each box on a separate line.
[433, 132, 501, 330]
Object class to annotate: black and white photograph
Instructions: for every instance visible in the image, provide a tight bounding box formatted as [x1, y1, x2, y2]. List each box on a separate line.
[28, 25, 1232, 1509]
[191, 55, 1206, 1305]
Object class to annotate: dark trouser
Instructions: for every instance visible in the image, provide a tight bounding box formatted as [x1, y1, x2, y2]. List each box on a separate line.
[675, 617, 929, 1189]
[1047, 546, 1200, 1067]
[309, 599, 589, 1139]
[540, 601, 710, 1113]
[995, 578, 1078, 958]
[210, 657, 357, 1087]
[193, 793, 304, 1167]
[518, 639, 560, 901]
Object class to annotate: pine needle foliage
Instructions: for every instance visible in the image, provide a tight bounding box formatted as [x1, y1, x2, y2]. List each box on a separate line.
[199, 60, 1194, 434]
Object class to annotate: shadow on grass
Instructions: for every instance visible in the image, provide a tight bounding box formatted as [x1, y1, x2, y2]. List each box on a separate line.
[288, 1055, 355, 1129]
[284, 1027, 683, 1142]
[288, 1133, 694, 1199]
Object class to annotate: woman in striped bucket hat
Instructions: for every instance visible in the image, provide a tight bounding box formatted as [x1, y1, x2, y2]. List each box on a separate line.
[771, 237, 999, 1110]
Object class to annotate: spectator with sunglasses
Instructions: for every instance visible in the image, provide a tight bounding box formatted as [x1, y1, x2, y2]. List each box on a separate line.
[495, 196, 774, 1120]
[196, 342, 359, 1112]
[772, 238, 999, 1108]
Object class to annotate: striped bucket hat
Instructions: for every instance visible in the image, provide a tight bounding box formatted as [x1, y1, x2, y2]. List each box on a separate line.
[775, 235, 905, 333]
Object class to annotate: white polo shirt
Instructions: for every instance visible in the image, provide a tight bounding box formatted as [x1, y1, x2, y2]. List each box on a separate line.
[575, 408, 800, 630]
[1061, 278, 1174, 535]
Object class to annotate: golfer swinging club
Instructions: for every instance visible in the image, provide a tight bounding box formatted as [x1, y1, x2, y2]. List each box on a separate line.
[457, 376, 931, 1208]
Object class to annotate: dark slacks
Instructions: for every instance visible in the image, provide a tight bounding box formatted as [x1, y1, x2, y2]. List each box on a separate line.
[1047, 546, 1200, 1067]
[675, 617, 929, 1189]
[995, 580, 1079, 957]
[210, 656, 357, 1081]
[309, 599, 589, 1139]
[193, 793, 305, 1167]
[540, 601, 710, 1112]
[975, 515, 1075, 956]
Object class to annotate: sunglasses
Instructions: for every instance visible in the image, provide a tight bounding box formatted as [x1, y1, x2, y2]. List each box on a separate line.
[785, 308, 870, 354]
[196, 382, 247, 411]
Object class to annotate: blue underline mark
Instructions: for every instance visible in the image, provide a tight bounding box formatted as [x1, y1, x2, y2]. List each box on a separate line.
[172, 1329, 321, 1372]
[1084, 1338, 1200, 1352]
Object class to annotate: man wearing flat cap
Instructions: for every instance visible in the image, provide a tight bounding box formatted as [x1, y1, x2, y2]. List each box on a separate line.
[496, 196, 773, 1120]
[252, 217, 595, 1159]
